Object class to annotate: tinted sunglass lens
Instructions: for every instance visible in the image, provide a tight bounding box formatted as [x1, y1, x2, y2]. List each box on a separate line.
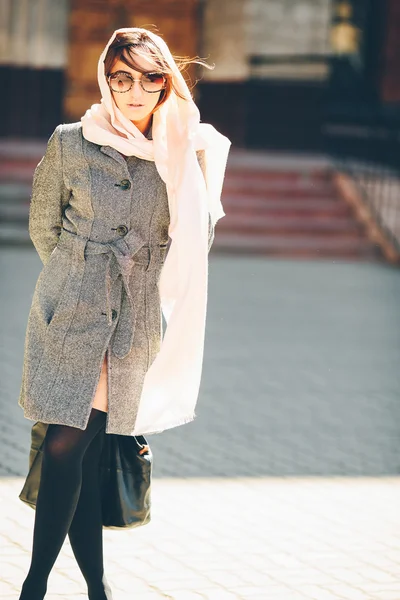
[109, 74, 131, 92]
[142, 74, 165, 92]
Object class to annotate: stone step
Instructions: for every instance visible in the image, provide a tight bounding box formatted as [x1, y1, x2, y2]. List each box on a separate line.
[222, 194, 351, 215]
[0, 183, 31, 202]
[217, 213, 364, 235]
[225, 166, 331, 178]
[0, 144, 381, 261]
[0, 203, 30, 223]
[0, 224, 31, 245]
[212, 232, 381, 259]
[0, 161, 38, 184]
[223, 183, 338, 199]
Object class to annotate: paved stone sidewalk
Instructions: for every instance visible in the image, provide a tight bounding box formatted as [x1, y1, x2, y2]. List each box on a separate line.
[2, 475, 400, 600]
[2, 250, 400, 479]
[0, 477, 400, 600]
[1, 249, 400, 598]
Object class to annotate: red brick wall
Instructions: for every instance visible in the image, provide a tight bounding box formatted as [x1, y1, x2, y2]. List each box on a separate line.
[64, 0, 200, 121]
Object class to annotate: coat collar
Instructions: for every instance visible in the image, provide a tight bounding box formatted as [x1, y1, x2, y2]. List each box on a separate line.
[99, 145, 127, 165]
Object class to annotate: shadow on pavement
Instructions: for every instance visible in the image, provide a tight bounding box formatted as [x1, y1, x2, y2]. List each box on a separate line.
[1, 248, 400, 478]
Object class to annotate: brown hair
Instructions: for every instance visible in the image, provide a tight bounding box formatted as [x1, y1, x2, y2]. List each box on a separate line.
[103, 29, 213, 111]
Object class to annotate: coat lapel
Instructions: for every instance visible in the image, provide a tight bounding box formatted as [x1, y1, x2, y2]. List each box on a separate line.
[99, 145, 127, 166]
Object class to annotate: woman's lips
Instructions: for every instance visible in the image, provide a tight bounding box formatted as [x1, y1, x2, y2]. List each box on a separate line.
[127, 104, 144, 108]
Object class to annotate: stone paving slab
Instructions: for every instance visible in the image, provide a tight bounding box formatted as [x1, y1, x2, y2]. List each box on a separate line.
[2, 476, 400, 599]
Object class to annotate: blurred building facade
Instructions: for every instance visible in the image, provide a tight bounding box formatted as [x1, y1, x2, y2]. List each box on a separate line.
[1, 0, 399, 151]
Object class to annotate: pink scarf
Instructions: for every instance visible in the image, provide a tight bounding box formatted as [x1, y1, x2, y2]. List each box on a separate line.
[81, 28, 231, 435]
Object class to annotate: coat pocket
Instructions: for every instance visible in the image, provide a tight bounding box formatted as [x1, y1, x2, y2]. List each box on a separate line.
[34, 246, 71, 327]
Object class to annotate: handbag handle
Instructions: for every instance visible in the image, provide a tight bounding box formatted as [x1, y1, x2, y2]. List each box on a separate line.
[134, 435, 150, 456]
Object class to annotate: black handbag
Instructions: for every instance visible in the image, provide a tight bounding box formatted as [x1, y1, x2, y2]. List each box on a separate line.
[19, 421, 152, 530]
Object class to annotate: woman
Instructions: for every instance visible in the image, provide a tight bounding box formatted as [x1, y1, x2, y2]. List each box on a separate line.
[17, 27, 230, 600]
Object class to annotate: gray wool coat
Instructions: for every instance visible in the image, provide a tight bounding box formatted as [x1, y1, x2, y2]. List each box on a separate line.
[18, 122, 214, 436]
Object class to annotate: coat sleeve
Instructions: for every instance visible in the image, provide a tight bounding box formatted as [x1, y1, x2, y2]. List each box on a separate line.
[196, 149, 215, 253]
[29, 124, 71, 265]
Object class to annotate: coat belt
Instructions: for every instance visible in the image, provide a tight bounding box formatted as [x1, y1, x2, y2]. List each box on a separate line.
[57, 227, 168, 359]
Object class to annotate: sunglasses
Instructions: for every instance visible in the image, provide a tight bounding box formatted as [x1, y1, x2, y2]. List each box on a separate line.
[107, 70, 166, 94]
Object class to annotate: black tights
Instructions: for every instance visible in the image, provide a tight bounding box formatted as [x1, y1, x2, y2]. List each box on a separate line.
[19, 408, 112, 600]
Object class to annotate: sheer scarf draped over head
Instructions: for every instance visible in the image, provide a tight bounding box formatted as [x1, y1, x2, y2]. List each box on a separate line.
[80, 27, 231, 435]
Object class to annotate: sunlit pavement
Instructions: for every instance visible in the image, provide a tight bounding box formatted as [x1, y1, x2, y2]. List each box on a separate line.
[2, 476, 400, 600]
[1, 247, 400, 599]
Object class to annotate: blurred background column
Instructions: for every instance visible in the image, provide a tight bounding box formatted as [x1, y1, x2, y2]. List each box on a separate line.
[197, 0, 332, 151]
[196, 0, 249, 147]
[325, 0, 384, 122]
[0, 0, 69, 137]
[245, 0, 331, 151]
[323, 0, 400, 162]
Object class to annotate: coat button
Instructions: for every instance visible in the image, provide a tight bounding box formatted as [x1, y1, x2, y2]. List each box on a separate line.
[111, 309, 118, 321]
[117, 179, 131, 190]
[116, 225, 128, 236]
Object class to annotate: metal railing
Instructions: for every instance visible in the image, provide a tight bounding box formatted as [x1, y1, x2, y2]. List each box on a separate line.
[324, 121, 400, 253]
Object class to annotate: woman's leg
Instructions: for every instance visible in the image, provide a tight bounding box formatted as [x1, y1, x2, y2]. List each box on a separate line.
[19, 407, 107, 600]
[67, 420, 112, 598]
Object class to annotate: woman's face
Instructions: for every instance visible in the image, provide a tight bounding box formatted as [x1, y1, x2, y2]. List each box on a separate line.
[108, 51, 165, 133]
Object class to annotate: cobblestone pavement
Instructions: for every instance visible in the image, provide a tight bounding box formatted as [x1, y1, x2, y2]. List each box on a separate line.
[1, 247, 400, 599]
